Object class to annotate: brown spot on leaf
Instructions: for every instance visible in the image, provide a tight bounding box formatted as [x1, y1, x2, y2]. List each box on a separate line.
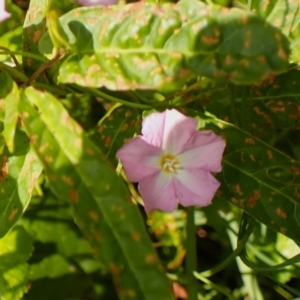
[126, 290, 136, 297]
[92, 247, 100, 256]
[109, 263, 123, 294]
[32, 30, 41, 43]
[225, 55, 233, 66]
[201, 35, 219, 45]
[88, 209, 99, 222]
[234, 184, 243, 195]
[247, 190, 260, 208]
[145, 253, 157, 264]
[87, 17, 98, 24]
[86, 148, 95, 156]
[62, 175, 74, 186]
[0, 156, 8, 183]
[92, 230, 103, 241]
[29, 135, 38, 144]
[245, 137, 255, 144]
[104, 136, 112, 147]
[276, 208, 287, 219]
[294, 186, 300, 198]
[290, 165, 300, 175]
[267, 150, 273, 159]
[131, 231, 141, 241]
[44, 155, 53, 165]
[69, 190, 79, 203]
[8, 208, 18, 221]
[249, 154, 256, 161]
[39, 143, 50, 153]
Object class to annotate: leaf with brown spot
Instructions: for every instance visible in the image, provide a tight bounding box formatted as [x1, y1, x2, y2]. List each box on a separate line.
[39, 0, 289, 91]
[204, 117, 300, 246]
[90, 104, 141, 167]
[0, 130, 43, 238]
[19, 87, 173, 300]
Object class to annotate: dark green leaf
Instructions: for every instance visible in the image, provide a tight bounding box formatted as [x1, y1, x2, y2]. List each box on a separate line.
[19, 87, 173, 300]
[90, 104, 141, 166]
[204, 118, 300, 246]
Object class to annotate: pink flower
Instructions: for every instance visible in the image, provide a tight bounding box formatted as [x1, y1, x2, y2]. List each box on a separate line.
[0, 0, 10, 23]
[77, 0, 118, 6]
[116, 109, 226, 213]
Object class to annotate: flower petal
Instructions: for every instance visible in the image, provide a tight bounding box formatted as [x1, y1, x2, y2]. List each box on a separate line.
[178, 130, 226, 172]
[139, 173, 177, 213]
[142, 109, 198, 154]
[174, 168, 220, 207]
[0, 2, 10, 23]
[116, 136, 161, 182]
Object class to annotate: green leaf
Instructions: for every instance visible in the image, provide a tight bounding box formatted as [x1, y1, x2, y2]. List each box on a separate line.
[29, 254, 75, 280]
[22, 0, 48, 75]
[40, 0, 289, 91]
[19, 87, 173, 300]
[3, 80, 20, 153]
[0, 131, 43, 238]
[0, 225, 34, 300]
[250, 0, 300, 36]
[90, 104, 141, 166]
[22, 195, 92, 258]
[249, 69, 300, 129]
[204, 119, 300, 246]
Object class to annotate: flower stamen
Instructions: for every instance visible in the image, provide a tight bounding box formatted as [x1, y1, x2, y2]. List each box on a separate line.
[160, 154, 181, 174]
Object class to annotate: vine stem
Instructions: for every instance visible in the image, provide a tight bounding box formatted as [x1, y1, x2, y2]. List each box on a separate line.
[185, 206, 198, 300]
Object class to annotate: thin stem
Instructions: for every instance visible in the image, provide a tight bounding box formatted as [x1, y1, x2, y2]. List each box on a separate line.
[196, 216, 255, 277]
[88, 88, 151, 109]
[0, 47, 48, 62]
[185, 206, 198, 300]
[25, 49, 64, 86]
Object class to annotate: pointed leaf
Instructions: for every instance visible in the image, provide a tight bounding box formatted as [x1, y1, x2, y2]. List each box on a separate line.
[3, 80, 20, 153]
[0, 131, 43, 238]
[19, 87, 173, 300]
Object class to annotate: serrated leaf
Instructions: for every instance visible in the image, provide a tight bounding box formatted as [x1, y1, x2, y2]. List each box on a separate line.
[0, 131, 43, 238]
[41, 0, 289, 91]
[90, 104, 141, 166]
[204, 119, 300, 246]
[0, 225, 33, 300]
[19, 87, 173, 300]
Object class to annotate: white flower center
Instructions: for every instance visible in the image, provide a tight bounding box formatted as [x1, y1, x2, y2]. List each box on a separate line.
[160, 154, 181, 174]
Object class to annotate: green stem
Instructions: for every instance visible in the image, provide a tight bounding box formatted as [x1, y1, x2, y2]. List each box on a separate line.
[0, 47, 48, 62]
[185, 206, 198, 300]
[88, 87, 151, 109]
[196, 216, 255, 277]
